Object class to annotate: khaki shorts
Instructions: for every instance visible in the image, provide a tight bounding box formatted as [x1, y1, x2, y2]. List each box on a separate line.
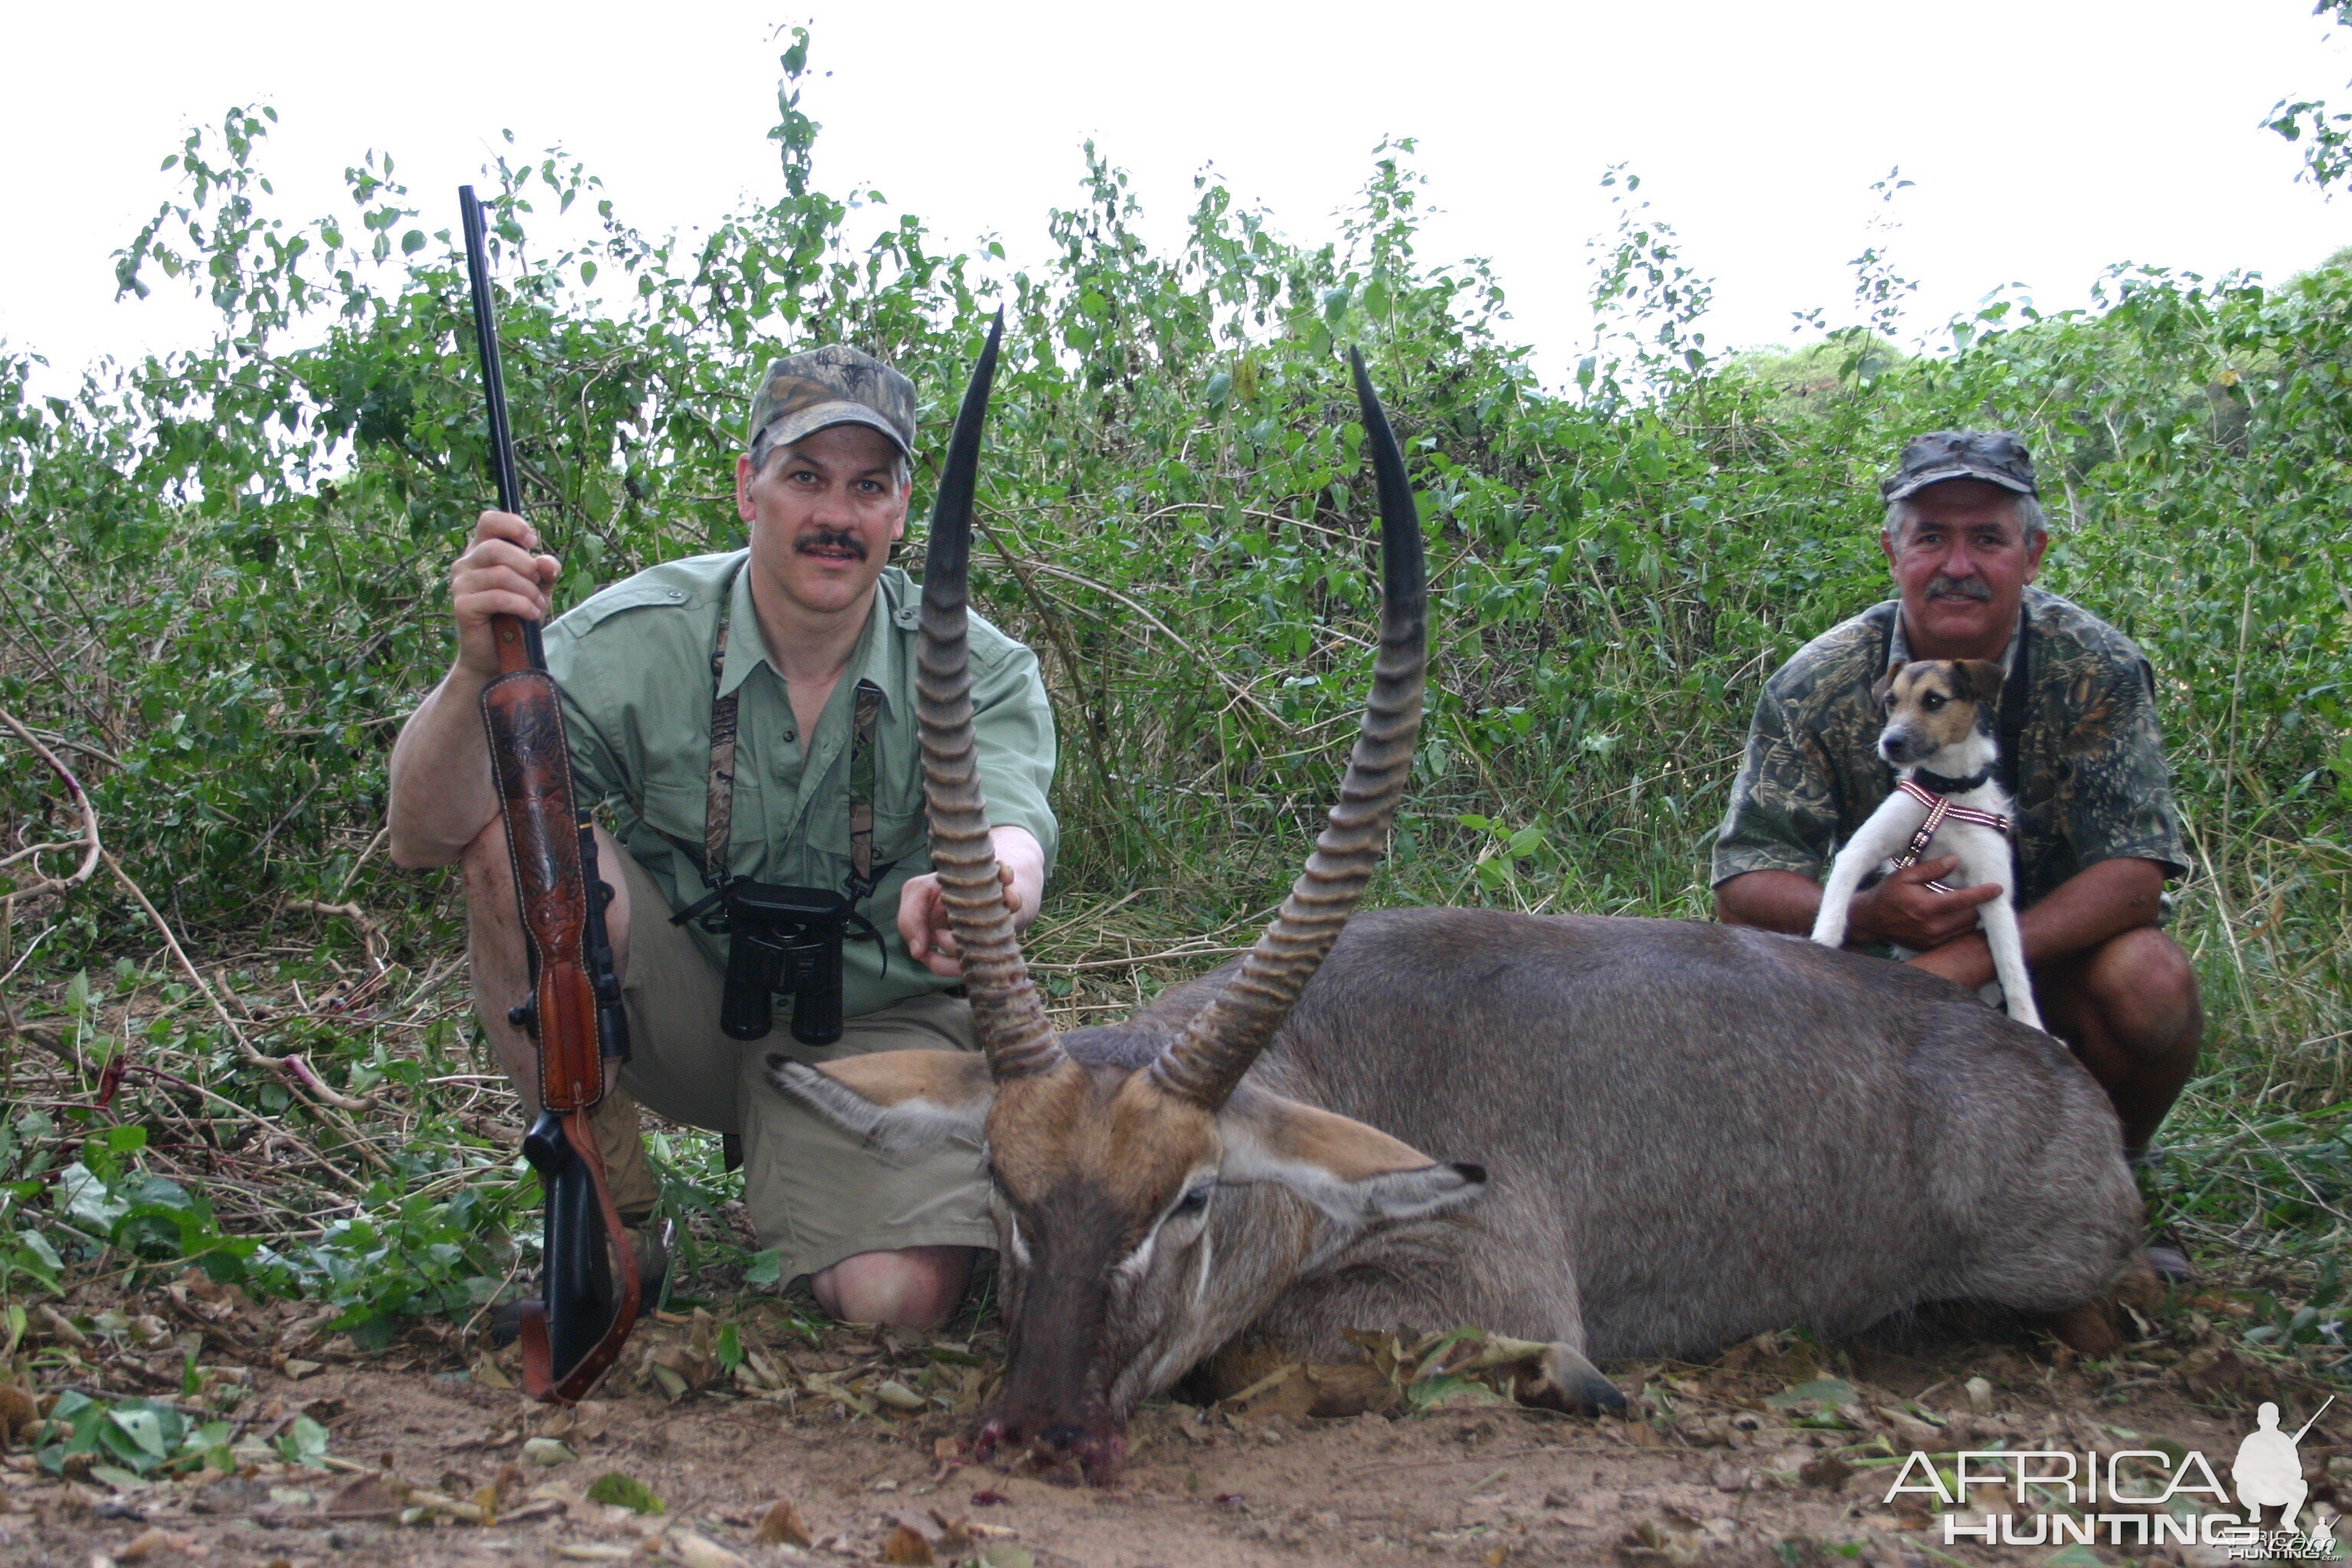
[611, 850, 994, 1284]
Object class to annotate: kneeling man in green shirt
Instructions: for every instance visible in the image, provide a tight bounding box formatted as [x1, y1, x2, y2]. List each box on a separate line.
[387, 345, 1058, 1328]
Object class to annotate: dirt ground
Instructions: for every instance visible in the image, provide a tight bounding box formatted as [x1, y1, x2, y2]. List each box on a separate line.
[4, 1279, 2345, 1568]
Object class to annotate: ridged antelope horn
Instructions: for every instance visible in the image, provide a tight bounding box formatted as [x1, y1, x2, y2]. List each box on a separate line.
[1149, 348, 1428, 1109]
[918, 312, 1066, 1081]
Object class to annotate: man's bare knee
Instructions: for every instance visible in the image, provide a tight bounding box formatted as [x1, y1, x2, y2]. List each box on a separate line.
[2085, 927, 2200, 1059]
[810, 1246, 973, 1329]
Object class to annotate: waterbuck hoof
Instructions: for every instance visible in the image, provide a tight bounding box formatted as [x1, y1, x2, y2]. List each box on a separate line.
[1528, 1344, 1628, 1416]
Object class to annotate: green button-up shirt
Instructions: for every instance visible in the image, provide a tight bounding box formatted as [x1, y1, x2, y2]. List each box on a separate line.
[544, 552, 1059, 1016]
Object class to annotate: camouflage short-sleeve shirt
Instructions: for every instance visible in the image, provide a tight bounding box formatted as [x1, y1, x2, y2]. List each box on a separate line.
[1712, 586, 2188, 905]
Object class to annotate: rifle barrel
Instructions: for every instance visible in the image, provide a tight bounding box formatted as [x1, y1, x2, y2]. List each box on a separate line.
[458, 184, 544, 671]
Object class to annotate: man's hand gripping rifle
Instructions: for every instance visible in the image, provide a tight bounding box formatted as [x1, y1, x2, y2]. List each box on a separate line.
[458, 185, 641, 1402]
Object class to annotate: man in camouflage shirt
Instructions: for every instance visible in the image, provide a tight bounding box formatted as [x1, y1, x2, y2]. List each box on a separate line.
[1714, 433, 2201, 1267]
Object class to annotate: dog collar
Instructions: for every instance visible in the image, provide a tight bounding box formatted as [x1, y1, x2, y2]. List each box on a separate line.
[1912, 763, 1994, 795]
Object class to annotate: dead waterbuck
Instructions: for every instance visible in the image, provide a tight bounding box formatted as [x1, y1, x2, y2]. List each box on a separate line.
[770, 320, 2147, 1481]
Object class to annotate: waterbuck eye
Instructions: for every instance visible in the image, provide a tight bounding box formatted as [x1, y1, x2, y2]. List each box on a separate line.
[1173, 1186, 1211, 1217]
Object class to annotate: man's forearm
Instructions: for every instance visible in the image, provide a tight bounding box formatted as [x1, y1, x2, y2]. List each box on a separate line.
[1908, 858, 2167, 989]
[2017, 856, 2166, 966]
[1714, 868, 1822, 935]
[387, 665, 502, 868]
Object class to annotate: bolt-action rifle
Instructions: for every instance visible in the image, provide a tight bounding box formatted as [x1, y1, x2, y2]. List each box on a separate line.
[457, 185, 640, 1402]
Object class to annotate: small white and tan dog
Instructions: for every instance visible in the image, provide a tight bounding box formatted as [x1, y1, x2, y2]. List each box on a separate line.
[1810, 658, 2043, 1031]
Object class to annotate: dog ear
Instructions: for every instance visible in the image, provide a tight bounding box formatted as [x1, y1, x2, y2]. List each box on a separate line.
[1956, 659, 2005, 701]
[1870, 660, 1903, 709]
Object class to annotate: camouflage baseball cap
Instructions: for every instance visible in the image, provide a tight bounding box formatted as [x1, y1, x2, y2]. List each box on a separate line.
[1881, 430, 2040, 502]
[746, 344, 916, 461]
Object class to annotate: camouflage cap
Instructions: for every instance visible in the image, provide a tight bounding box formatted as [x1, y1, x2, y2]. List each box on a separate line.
[1881, 430, 2039, 502]
[746, 344, 916, 462]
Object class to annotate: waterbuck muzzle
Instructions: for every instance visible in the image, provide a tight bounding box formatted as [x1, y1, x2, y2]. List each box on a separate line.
[769, 318, 1434, 1481]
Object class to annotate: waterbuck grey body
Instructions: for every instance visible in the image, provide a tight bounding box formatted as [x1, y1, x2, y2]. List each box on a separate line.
[1089, 908, 2138, 1381]
[769, 328, 2143, 1481]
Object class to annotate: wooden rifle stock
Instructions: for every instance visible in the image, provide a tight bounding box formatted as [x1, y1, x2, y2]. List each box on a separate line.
[459, 185, 639, 1403]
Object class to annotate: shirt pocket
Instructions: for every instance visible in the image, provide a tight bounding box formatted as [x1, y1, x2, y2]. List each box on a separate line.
[635, 777, 716, 868]
[867, 803, 929, 873]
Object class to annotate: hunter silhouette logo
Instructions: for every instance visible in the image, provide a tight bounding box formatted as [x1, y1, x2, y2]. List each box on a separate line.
[1883, 1395, 2339, 1557]
[2234, 1398, 2331, 1532]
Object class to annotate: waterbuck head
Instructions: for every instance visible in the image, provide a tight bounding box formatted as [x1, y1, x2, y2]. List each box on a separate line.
[769, 316, 1473, 1481]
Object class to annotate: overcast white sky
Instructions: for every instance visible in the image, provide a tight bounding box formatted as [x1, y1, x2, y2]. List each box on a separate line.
[6, 1, 2346, 393]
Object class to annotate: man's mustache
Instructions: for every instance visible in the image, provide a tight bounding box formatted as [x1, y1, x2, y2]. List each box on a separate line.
[1926, 574, 1992, 602]
[794, 529, 868, 560]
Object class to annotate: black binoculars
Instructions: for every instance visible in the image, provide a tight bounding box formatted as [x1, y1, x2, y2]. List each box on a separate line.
[716, 880, 856, 1045]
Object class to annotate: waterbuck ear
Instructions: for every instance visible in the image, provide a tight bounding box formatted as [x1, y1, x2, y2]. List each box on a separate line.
[766, 1050, 994, 1156]
[1217, 1092, 1487, 1227]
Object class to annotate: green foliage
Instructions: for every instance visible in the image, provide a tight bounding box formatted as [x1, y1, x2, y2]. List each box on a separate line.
[2267, 2, 2352, 191]
[0, 28, 2345, 1353]
[33, 1390, 234, 1484]
[586, 1469, 665, 1514]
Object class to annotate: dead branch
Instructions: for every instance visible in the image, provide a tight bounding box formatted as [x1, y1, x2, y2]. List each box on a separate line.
[102, 850, 390, 1135]
[287, 898, 389, 973]
[0, 705, 101, 899]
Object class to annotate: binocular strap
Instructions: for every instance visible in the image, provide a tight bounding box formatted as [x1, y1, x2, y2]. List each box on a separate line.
[699, 561, 892, 903]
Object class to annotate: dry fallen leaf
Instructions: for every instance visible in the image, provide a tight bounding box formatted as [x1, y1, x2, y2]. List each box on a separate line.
[670, 1530, 750, 1568]
[927, 1510, 976, 1554]
[1798, 1452, 1851, 1490]
[755, 1500, 814, 1548]
[880, 1523, 936, 1565]
[1304, 1361, 1397, 1418]
[874, 1379, 926, 1413]
[35, 1305, 88, 1348]
[0, 1385, 39, 1445]
[324, 1473, 407, 1519]
[117, 1528, 194, 1562]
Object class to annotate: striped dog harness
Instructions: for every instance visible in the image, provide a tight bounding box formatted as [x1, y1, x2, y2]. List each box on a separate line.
[1890, 776, 2011, 893]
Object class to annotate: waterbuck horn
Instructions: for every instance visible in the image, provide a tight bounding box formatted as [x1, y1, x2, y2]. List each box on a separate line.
[1148, 348, 1428, 1109]
[918, 311, 1067, 1081]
